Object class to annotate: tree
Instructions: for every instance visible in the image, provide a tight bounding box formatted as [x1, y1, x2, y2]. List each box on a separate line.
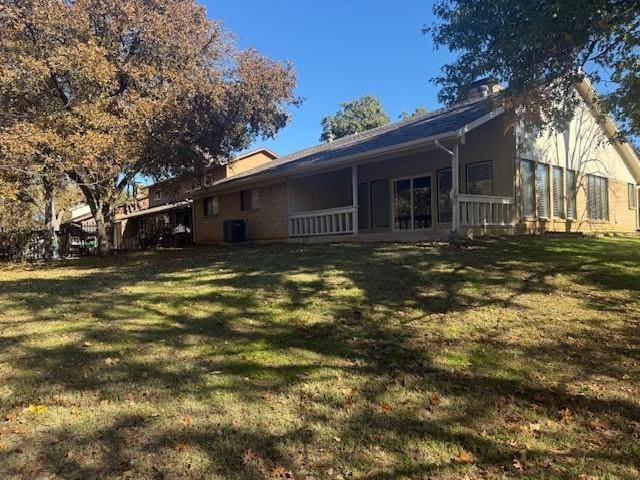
[399, 106, 429, 120]
[427, 1, 640, 138]
[0, 0, 299, 254]
[320, 96, 390, 142]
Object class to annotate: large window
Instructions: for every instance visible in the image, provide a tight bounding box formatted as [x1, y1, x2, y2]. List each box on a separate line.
[393, 175, 432, 230]
[357, 183, 370, 229]
[552, 166, 564, 218]
[566, 170, 577, 220]
[586, 174, 608, 220]
[437, 168, 452, 223]
[466, 161, 492, 195]
[240, 189, 259, 211]
[370, 179, 390, 228]
[536, 163, 550, 218]
[521, 159, 535, 218]
[203, 196, 219, 216]
[628, 183, 637, 209]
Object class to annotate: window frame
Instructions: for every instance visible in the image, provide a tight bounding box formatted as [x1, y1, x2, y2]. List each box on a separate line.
[586, 174, 609, 221]
[369, 179, 390, 228]
[203, 196, 219, 217]
[391, 173, 433, 232]
[552, 166, 565, 219]
[628, 183, 637, 210]
[465, 160, 493, 196]
[566, 169, 577, 220]
[240, 189, 259, 211]
[437, 167, 453, 223]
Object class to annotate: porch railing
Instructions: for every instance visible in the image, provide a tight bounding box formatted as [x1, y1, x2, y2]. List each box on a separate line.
[458, 194, 515, 227]
[289, 206, 357, 237]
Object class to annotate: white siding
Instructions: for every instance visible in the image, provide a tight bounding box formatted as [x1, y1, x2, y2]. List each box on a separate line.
[518, 102, 636, 184]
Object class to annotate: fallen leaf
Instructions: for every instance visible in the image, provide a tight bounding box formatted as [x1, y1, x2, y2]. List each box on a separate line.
[456, 449, 474, 464]
[379, 403, 393, 413]
[181, 416, 192, 427]
[513, 457, 524, 471]
[175, 441, 189, 452]
[26, 404, 46, 415]
[588, 418, 607, 431]
[429, 393, 441, 407]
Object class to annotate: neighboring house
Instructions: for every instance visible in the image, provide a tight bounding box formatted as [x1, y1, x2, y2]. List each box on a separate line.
[59, 203, 99, 255]
[113, 148, 278, 249]
[192, 78, 640, 244]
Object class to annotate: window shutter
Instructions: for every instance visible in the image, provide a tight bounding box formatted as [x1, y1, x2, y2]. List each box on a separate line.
[520, 160, 535, 218]
[552, 166, 564, 218]
[370, 179, 390, 228]
[566, 170, 577, 219]
[357, 183, 370, 229]
[466, 161, 492, 195]
[536, 163, 549, 218]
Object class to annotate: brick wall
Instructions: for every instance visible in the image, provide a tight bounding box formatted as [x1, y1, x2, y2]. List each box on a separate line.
[194, 181, 289, 243]
[519, 177, 637, 233]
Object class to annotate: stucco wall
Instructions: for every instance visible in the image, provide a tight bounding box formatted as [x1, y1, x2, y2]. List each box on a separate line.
[226, 151, 275, 177]
[194, 181, 289, 243]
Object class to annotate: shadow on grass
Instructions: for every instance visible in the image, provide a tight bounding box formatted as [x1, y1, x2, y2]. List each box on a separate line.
[0, 235, 639, 478]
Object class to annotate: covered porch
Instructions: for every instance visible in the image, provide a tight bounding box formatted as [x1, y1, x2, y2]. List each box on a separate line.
[286, 141, 516, 240]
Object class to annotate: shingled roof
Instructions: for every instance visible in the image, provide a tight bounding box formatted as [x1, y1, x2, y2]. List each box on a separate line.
[213, 97, 500, 189]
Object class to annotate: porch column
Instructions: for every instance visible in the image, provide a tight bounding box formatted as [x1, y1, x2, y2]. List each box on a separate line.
[352, 165, 358, 234]
[451, 144, 460, 233]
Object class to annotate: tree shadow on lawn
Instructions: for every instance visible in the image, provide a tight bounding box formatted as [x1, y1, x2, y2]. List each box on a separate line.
[0, 236, 639, 478]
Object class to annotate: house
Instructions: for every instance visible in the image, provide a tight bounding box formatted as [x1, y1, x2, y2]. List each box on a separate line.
[59, 204, 99, 255]
[191, 79, 640, 243]
[113, 148, 278, 249]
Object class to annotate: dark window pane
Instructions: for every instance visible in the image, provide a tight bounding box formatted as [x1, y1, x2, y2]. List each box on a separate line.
[467, 161, 492, 195]
[438, 168, 453, 223]
[413, 176, 431, 229]
[357, 183, 369, 229]
[370, 180, 389, 228]
[394, 179, 412, 230]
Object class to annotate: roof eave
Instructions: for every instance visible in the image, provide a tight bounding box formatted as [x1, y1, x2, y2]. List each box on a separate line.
[199, 106, 505, 196]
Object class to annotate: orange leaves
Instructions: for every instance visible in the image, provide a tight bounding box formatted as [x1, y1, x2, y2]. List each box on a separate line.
[455, 448, 474, 464]
[175, 441, 190, 452]
[180, 416, 192, 428]
[378, 402, 393, 414]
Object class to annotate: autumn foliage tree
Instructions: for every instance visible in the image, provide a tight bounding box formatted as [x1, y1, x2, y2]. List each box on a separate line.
[0, 0, 298, 253]
[428, 0, 640, 139]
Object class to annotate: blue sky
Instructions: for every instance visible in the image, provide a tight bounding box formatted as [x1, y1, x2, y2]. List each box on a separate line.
[204, 0, 454, 156]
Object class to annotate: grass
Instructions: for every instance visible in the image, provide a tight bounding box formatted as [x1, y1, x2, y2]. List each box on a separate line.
[0, 236, 639, 479]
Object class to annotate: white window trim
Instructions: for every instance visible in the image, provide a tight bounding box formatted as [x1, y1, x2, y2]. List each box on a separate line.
[391, 173, 433, 232]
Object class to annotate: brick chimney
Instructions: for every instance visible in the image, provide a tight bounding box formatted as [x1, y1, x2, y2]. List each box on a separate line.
[465, 77, 504, 101]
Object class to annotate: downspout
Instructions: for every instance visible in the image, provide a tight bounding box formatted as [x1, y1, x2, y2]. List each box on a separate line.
[434, 139, 460, 234]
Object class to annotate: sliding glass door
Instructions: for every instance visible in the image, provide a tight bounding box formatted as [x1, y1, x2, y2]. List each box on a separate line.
[393, 175, 432, 230]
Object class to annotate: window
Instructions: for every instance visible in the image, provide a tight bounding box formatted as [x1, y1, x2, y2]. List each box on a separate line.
[357, 183, 370, 229]
[437, 168, 452, 223]
[552, 166, 564, 218]
[370, 179, 390, 228]
[586, 174, 608, 220]
[628, 183, 637, 209]
[536, 163, 550, 218]
[154, 190, 162, 201]
[566, 170, 577, 220]
[203, 175, 213, 187]
[466, 161, 492, 195]
[393, 175, 432, 230]
[240, 189, 259, 210]
[520, 159, 535, 218]
[203, 196, 219, 216]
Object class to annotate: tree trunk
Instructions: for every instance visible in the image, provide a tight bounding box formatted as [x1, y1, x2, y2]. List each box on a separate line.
[42, 180, 55, 261]
[93, 206, 111, 255]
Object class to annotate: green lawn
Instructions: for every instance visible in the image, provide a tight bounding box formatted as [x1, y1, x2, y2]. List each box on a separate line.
[1, 236, 639, 479]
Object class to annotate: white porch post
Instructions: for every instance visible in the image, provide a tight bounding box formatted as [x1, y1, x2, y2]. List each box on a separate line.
[352, 165, 358, 234]
[451, 144, 460, 233]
